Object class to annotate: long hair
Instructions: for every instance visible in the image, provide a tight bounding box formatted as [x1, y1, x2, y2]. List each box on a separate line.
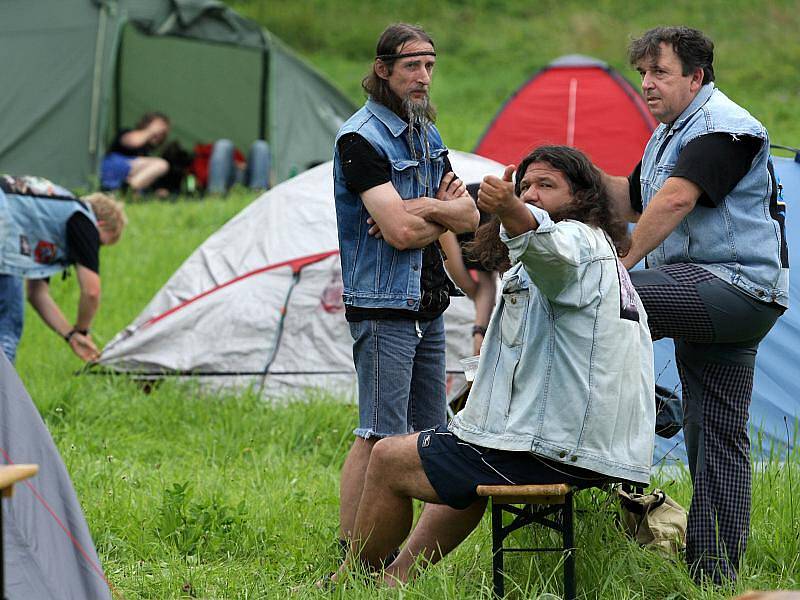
[466, 145, 630, 272]
[362, 23, 437, 121]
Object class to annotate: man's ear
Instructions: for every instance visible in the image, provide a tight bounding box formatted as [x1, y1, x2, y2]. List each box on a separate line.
[375, 59, 389, 81]
[690, 67, 704, 91]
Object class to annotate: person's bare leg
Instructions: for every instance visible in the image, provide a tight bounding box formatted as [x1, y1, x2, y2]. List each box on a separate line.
[339, 436, 378, 540]
[385, 499, 487, 585]
[346, 434, 439, 568]
[127, 157, 169, 191]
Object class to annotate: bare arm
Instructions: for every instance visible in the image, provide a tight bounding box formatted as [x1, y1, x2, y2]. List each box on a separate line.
[602, 172, 641, 224]
[402, 172, 480, 234]
[26, 278, 99, 361]
[75, 265, 101, 331]
[621, 176, 701, 269]
[119, 120, 168, 149]
[361, 183, 445, 250]
[439, 231, 478, 298]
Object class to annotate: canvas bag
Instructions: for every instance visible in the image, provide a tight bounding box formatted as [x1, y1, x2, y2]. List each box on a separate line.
[616, 486, 687, 555]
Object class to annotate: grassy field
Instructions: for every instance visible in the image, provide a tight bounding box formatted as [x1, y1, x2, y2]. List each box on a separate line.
[9, 0, 800, 597]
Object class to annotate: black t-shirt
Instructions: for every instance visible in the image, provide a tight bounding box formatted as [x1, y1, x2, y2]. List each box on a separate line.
[66, 212, 100, 273]
[108, 129, 150, 157]
[628, 132, 762, 212]
[337, 132, 454, 322]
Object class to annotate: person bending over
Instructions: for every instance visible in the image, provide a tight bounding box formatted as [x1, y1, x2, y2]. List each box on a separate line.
[100, 112, 171, 192]
[326, 145, 655, 586]
[0, 176, 127, 363]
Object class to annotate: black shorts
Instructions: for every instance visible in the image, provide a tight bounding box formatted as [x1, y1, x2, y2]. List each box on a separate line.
[417, 425, 608, 510]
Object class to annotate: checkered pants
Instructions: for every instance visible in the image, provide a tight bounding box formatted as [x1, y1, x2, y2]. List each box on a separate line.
[630, 263, 782, 584]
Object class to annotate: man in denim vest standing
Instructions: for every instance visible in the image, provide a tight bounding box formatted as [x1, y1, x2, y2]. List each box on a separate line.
[604, 27, 788, 584]
[332, 23, 479, 555]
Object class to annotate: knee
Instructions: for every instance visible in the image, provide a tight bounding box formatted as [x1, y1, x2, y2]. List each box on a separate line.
[153, 157, 170, 176]
[367, 437, 404, 474]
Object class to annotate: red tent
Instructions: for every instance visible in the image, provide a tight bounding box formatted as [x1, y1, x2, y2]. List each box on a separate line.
[474, 55, 657, 176]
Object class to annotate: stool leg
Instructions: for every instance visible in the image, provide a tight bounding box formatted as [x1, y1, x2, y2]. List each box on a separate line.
[563, 491, 576, 600]
[491, 501, 504, 598]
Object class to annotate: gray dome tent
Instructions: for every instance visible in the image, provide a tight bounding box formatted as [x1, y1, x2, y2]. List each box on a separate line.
[0, 0, 356, 188]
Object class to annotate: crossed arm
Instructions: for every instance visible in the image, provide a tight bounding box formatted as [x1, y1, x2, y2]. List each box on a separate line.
[362, 172, 480, 250]
[26, 265, 101, 361]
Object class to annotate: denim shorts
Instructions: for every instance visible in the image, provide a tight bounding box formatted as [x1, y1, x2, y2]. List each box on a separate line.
[349, 316, 447, 439]
[0, 274, 24, 364]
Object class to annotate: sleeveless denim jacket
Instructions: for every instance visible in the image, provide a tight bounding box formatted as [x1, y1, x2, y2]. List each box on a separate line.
[333, 98, 447, 310]
[0, 185, 97, 279]
[640, 83, 788, 307]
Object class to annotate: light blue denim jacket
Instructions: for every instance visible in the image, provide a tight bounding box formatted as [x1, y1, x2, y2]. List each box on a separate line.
[0, 186, 96, 279]
[450, 206, 655, 484]
[333, 98, 447, 310]
[640, 83, 788, 307]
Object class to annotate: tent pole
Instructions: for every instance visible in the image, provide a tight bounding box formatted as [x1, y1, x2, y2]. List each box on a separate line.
[258, 31, 269, 141]
[258, 270, 301, 392]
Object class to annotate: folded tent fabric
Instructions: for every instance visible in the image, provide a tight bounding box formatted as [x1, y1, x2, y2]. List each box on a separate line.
[0, 353, 111, 600]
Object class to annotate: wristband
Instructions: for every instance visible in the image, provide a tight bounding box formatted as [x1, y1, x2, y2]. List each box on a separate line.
[77, 328, 90, 336]
[472, 325, 487, 337]
[64, 329, 78, 343]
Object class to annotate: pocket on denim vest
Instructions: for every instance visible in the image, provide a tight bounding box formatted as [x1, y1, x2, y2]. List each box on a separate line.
[390, 158, 421, 198]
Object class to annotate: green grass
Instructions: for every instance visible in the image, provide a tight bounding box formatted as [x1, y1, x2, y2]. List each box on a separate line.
[13, 192, 800, 597]
[10, 1, 800, 597]
[227, 0, 800, 153]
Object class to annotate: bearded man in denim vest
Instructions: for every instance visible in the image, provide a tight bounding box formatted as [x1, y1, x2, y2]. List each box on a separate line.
[332, 23, 479, 556]
[603, 26, 788, 584]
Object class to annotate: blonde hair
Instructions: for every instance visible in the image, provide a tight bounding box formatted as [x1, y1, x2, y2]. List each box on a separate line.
[82, 192, 128, 243]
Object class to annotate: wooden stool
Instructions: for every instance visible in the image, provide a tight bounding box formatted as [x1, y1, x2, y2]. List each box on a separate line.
[476, 483, 576, 599]
[0, 465, 39, 600]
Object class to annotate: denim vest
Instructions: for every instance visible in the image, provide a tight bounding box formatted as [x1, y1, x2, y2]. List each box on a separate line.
[0, 185, 97, 279]
[333, 98, 447, 309]
[640, 83, 788, 307]
[450, 206, 655, 484]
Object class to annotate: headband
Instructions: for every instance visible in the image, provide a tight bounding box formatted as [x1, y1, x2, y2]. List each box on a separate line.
[376, 50, 436, 61]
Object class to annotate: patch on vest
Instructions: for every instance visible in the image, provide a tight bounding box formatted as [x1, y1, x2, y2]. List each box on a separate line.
[616, 259, 640, 322]
[19, 235, 31, 257]
[34, 240, 57, 264]
[421, 434, 432, 448]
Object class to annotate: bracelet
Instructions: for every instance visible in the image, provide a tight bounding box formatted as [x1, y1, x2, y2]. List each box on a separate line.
[472, 325, 487, 337]
[64, 329, 78, 343]
[77, 328, 90, 336]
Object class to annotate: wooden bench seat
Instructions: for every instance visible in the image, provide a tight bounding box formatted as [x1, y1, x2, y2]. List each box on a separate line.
[476, 483, 576, 599]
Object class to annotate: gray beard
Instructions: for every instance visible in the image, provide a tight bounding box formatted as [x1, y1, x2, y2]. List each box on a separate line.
[403, 95, 431, 126]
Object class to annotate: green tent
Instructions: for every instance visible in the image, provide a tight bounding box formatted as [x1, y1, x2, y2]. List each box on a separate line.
[0, 0, 356, 189]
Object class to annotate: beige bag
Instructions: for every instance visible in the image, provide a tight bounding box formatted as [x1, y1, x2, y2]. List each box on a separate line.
[616, 486, 687, 555]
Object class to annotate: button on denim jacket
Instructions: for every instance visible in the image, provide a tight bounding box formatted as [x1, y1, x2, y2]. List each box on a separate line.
[333, 98, 447, 310]
[640, 83, 788, 307]
[0, 186, 96, 279]
[450, 206, 655, 484]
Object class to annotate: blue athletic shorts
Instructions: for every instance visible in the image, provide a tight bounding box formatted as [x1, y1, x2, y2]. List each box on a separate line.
[100, 152, 134, 190]
[417, 426, 609, 510]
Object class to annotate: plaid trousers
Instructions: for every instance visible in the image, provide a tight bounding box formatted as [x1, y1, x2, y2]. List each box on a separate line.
[630, 263, 782, 584]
